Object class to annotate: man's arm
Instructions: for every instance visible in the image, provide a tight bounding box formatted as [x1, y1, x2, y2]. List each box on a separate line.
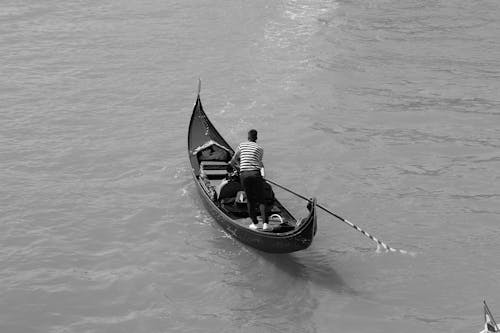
[229, 148, 240, 168]
[260, 149, 264, 177]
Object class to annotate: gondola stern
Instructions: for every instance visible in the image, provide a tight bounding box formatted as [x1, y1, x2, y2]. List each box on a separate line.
[301, 197, 318, 239]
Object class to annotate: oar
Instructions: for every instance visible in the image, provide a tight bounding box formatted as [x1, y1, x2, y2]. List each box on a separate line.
[266, 179, 413, 255]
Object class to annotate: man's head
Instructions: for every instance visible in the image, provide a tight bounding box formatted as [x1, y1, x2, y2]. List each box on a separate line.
[248, 129, 258, 142]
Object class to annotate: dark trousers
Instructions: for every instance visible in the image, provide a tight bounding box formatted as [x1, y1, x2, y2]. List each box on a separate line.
[240, 170, 266, 224]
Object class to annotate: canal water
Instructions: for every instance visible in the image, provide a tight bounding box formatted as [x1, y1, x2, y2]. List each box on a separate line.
[1, 0, 499, 332]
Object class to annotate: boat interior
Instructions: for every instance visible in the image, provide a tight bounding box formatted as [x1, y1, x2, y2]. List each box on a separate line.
[194, 143, 299, 233]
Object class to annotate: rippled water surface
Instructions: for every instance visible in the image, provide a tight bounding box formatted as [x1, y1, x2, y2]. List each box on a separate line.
[1, 1, 499, 332]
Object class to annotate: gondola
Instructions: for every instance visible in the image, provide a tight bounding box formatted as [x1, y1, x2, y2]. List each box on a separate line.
[187, 85, 317, 253]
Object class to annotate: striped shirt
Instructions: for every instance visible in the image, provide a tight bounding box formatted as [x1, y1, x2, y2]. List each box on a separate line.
[237, 141, 263, 172]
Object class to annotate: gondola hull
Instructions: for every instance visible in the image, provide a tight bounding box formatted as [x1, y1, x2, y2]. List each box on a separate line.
[188, 91, 317, 253]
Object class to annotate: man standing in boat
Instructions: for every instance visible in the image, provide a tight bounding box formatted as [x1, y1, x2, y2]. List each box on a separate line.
[229, 129, 268, 231]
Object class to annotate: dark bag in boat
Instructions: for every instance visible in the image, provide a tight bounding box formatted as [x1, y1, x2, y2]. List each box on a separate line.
[220, 191, 249, 217]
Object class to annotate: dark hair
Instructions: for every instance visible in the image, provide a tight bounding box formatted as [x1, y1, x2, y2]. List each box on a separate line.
[248, 129, 258, 141]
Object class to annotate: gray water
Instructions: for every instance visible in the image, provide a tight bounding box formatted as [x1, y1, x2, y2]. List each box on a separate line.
[1, 1, 499, 332]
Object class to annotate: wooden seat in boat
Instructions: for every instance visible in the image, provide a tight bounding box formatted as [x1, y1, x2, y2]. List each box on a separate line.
[200, 161, 228, 179]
